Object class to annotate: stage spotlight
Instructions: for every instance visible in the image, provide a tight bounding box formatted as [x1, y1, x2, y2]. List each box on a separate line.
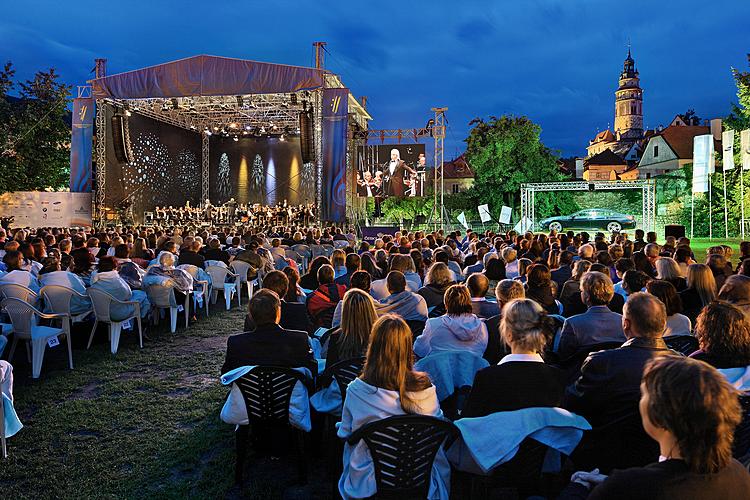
[245, 125, 251, 130]
[272, 123, 278, 130]
[236, 96, 244, 107]
[213, 126, 220, 131]
[205, 129, 212, 136]
[242, 130, 248, 135]
[260, 126, 266, 134]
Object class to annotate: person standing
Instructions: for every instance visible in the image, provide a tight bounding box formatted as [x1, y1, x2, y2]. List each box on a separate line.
[381, 149, 416, 198]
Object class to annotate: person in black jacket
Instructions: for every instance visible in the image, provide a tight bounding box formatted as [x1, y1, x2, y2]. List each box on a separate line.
[464, 298, 564, 417]
[177, 240, 205, 269]
[564, 292, 674, 473]
[561, 356, 750, 499]
[243, 271, 314, 334]
[334, 253, 360, 288]
[222, 289, 317, 375]
[203, 237, 230, 265]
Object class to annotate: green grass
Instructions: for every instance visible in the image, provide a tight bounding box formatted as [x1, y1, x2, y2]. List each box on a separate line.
[1, 304, 331, 499]
[687, 237, 743, 266]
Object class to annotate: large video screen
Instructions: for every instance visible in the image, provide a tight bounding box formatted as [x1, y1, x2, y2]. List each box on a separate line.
[356, 144, 426, 198]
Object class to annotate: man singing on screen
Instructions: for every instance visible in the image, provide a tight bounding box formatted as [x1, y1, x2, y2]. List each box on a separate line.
[382, 148, 416, 197]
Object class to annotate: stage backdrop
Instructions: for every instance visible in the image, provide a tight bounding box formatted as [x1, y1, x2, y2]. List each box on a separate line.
[104, 106, 202, 217]
[208, 136, 314, 207]
[0, 192, 92, 227]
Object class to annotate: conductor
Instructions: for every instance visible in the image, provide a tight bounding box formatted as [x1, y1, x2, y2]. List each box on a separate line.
[381, 148, 416, 197]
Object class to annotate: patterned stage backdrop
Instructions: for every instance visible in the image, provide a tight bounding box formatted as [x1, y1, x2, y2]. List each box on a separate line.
[208, 135, 310, 207]
[104, 107, 202, 216]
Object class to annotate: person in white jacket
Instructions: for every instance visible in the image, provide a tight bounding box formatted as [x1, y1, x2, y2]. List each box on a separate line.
[414, 284, 488, 358]
[338, 315, 450, 499]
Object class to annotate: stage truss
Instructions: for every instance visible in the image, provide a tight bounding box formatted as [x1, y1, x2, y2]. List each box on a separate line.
[520, 180, 656, 233]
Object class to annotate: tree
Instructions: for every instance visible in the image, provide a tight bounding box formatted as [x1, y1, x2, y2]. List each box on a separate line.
[0, 63, 72, 193]
[463, 115, 577, 222]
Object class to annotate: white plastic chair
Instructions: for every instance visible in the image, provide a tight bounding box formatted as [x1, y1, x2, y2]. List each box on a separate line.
[333, 240, 349, 249]
[206, 265, 240, 310]
[2, 297, 72, 379]
[177, 264, 210, 318]
[229, 261, 258, 304]
[321, 244, 335, 257]
[311, 245, 326, 259]
[145, 284, 190, 333]
[87, 288, 143, 354]
[0, 283, 38, 304]
[40, 285, 93, 326]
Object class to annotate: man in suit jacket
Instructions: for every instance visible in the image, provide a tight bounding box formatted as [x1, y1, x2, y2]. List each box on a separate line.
[223, 289, 317, 375]
[381, 149, 416, 197]
[334, 253, 360, 288]
[563, 292, 674, 473]
[243, 270, 314, 334]
[551, 251, 574, 294]
[558, 271, 625, 359]
[466, 273, 500, 319]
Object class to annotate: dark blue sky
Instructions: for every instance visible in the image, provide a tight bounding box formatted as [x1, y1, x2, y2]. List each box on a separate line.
[2, 0, 748, 158]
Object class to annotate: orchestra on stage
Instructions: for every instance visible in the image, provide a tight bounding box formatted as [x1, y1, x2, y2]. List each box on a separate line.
[147, 200, 316, 227]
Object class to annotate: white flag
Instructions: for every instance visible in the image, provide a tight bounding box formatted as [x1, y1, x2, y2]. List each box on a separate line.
[742, 129, 750, 171]
[692, 134, 714, 193]
[499, 206, 512, 224]
[722, 130, 735, 171]
[478, 204, 492, 223]
[457, 211, 468, 229]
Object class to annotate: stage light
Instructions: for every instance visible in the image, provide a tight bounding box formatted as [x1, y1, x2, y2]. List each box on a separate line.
[272, 123, 278, 130]
[213, 126, 220, 131]
[204, 129, 212, 136]
[245, 125, 252, 130]
[280, 134, 286, 141]
[242, 130, 248, 135]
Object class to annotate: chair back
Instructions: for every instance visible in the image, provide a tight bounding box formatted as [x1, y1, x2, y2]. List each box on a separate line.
[234, 366, 310, 424]
[206, 265, 232, 286]
[178, 264, 201, 279]
[311, 245, 326, 259]
[663, 335, 699, 356]
[87, 288, 114, 320]
[292, 244, 311, 258]
[334, 240, 349, 249]
[1, 297, 35, 337]
[229, 262, 251, 283]
[321, 245, 334, 257]
[0, 283, 37, 303]
[40, 285, 75, 315]
[347, 415, 458, 498]
[146, 284, 177, 308]
[734, 393, 750, 464]
[321, 357, 366, 398]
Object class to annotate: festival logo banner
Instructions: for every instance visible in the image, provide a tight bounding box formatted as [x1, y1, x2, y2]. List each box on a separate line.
[722, 130, 735, 171]
[69, 97, 94, 192]
[322, 88, 349, 222]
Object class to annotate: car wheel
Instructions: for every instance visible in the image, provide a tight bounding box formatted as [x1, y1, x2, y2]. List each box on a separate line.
[607, 221, 622, 232]
[548, 221, 563, 232]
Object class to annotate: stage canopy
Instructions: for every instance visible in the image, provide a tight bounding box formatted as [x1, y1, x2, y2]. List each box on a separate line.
[89, 54, 325, 99]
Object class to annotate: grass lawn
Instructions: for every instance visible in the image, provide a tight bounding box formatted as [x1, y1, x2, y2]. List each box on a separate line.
[687, 237, 743, 266]
[1, 303, 332, 500]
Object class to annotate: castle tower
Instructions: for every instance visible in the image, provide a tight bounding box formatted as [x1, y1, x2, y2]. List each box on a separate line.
[613, 48, 643, 140]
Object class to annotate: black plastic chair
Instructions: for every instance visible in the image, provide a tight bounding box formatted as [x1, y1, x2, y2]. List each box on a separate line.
[233, 366, 312, 485]
[663, 335, 699, 356]
[346, 414, 458, 499]
[316, 356, 366, 399]
[734, 393, 750, 466]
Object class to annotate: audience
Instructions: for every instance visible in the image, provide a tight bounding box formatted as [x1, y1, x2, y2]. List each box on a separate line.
[417, 262, 455, 314]
[646, 279, 691, 337]
[325, 289, 377, 367]
[378, 271, 428, 322]
[690, 301, 750, 369]
[466, 273, 499, 318]
[306, 264, 347, 328]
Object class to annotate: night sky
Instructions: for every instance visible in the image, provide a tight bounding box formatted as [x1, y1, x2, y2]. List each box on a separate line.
[2, 0, 748, 158]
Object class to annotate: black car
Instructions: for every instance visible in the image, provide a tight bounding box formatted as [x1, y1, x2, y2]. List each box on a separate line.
[539, 209, 636, 233]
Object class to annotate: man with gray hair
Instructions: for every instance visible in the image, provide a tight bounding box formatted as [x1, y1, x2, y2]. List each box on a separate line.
[557, 271, 625, 358]
[382, 148, 416, 197]
[578, 244, 595, 261]
[564, 292, 673, 471]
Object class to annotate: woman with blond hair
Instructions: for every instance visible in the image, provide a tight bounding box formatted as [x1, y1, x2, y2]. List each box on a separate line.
[417, 262, 456, 312]
[655, 257, 687, 292]
[679, 263, 717, 324]
[325, 289, 378, 366]
[338, 315, 448, 499]
[464, 298, 563, 417]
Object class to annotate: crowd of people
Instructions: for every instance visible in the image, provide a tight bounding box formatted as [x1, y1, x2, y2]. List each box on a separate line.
[2, 222, 750, 497]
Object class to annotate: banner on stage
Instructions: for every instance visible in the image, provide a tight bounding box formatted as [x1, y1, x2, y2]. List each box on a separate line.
[0, 192, 92, 227]
[457, 212, 468, 229]
[322, 88, 349, 222]
[499, 206, 512, 224]
[742, 129, 750, 171]
[361, 226, 400, 245]
[69, 97, 94, 192]
[722, 130, 735, 171]
[478, 204, 492, 223]
[692, 134, 714, 193]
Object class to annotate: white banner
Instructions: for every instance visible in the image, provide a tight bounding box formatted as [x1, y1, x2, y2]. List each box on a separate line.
[477, 204, 492, 223]
[499, 206, 512, 224]
[692, 134, 714, 193]
[742, 129, 750, 171]
[0, 192, 92, 227]
[722, 129, 735, 171]
[456, 211, 468, 229]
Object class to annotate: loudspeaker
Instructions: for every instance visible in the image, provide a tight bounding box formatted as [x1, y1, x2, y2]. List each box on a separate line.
[665, 225, 686, 239]
[299, 110, 314, 164]
[111, 114, 129, 163]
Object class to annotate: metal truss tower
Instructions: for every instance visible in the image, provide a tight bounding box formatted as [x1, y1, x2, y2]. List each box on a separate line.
[428, 107, 447, 230]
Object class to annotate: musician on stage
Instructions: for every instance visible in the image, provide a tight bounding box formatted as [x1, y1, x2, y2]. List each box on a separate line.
[381, 148, 417, 198]
[226, 198, 237, 224]
[203, 199, 214, 223]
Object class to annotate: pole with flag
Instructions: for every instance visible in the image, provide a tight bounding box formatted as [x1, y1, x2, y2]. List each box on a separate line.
[722, 130, 735, 238]
[742, 129, 750, 239]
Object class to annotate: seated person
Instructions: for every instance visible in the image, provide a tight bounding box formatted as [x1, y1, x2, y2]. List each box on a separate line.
[334, 253, 360, 288]
[417, 262, 455, 314]
[558, 271, 625, 359]
[203, 238, 230, 266]
[718, 274, 750, 320]
[38, 256, 91, 314]
[564, 292, 673, 472]
[413, 284, 488, 358]
[338, 315, 447, 499]
[144, 252, 194, 312]
[0, 360, 13, 402]
[690, 301, 750, 368]
[378, 271, 429, 322]
[0, 250, 40, 293]
[464, 298, 564, 417]
[564, 356, 750, 498]
[306, 264, 346, 328]
[178, 240, 206, 269]
[484, 279, 526, 364]
[370, 254, 420, 301]
[466, 273, 500, 319]
[326, 289, 378, 367]
[222, 289, 317, 375]
[243, 270, 313, 334]
[90, 256, 151, 321]
[645, 280, 691, 337]
[525, 264, 560, 315]
[332, 270, 372, 328]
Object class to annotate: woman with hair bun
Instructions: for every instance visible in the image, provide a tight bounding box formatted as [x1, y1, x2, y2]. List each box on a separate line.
[462, 298, 564, 417]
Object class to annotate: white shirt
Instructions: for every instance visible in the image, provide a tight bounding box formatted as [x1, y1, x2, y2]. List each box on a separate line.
[498, 353, 544, 365]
